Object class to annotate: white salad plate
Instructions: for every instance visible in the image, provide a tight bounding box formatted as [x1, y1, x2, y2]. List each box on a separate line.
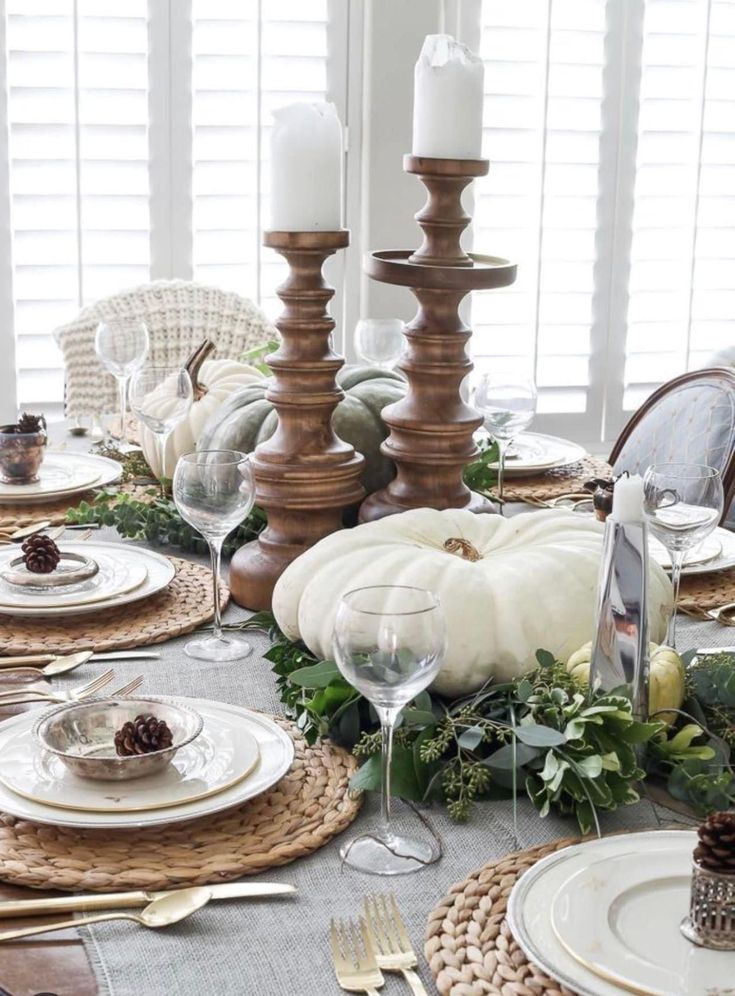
[477, 432, 587, 478]
[650, 527, 735, 576]
[0, 452, 122, 504]
[0, 699, 294, 828]
[0, 700, 260, 813]
[551, 845, 732, 996]
[507, 829, 696, 996]
[0, 547, 148, 609]
[0, 542, 175, 618]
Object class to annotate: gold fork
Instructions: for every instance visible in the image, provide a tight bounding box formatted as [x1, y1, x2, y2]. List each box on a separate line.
[330, 917, 384, 995]
[0, 668, 115, 706]
[0, 673, 143, 708]
[364, 894, 427, 996]
[109, 675, 144, 698]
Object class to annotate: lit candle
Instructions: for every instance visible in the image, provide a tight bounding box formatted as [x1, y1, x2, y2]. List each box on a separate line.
[412, 34, 485, 160]
[612, 474, 645, 523]
[269, 102, 343, 232]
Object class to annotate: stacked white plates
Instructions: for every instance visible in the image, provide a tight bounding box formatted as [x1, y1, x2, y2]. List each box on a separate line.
[649, 527, 735, 576]
[0, 542, 175, 617]
[507, 829, 731, 996]
[0, 698, 294, 828]
[0, 452, 122, 504]
[477, 432, 587, 478]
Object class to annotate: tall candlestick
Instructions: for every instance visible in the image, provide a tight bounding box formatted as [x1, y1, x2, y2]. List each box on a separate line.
[412, 34, 484, 160]
[270, 102, 343, 231]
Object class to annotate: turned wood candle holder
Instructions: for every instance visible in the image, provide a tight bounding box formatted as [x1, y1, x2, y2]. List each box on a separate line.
[229, 230, 365, 610]
[359, 155, 517, 523]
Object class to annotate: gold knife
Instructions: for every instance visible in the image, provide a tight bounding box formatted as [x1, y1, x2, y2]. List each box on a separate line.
[0, 882, 296, 918]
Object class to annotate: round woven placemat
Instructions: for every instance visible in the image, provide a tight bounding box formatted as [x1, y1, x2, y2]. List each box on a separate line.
[0, 556, 227, 656]
[0, 717, 360, 892]
[679, 568, 735, 615]
[0, 479, 156, 531]
[425, 837, 579, 996]
[501, 456, 612, 505]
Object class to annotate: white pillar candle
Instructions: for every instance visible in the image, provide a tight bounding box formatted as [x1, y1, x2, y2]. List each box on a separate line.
[612, 474, 645, 523]
[412, 34, 485, 160]
[269, 102, 343, 232]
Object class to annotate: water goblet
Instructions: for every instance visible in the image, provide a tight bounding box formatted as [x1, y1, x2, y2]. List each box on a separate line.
[643, 463, 724, 647]
[130, 366, 194, 495]
[354, 318, 404, 370]
[473, 373, 537, 504]
[173, 450, 255, 661]
[94, 319, 149, 451]
[333, 584, 446, 875]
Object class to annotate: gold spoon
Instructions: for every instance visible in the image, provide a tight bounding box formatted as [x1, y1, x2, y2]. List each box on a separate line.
[706, 602, 735, 626]
[0, 887, 212, 942]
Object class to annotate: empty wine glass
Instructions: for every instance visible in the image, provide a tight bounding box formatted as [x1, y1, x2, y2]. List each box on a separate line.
[130, 366, 194, 494]
[333, 585, 446, 875]
[173, 450, 255, 661]
[94, 319, 149, 451]
[643, 463, 724, 647]
[354, 318, 404, 370]
[473, 373, 537, 504]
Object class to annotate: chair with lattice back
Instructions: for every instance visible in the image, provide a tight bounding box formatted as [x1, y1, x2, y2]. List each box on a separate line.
[54, 279, 276, 418]
[609, 367, 735, 524]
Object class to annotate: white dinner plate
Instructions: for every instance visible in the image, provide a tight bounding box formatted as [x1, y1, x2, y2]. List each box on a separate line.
[0, 542, 174, 617]
[0, 547, 147, 609]
[551, 845, 732, 996]
[506, 830, 695, 996]
[0, 452, 122, 504]
[0, 699, 294, 828]
[0, 700, 260, 813]
[650, 527, 735, 576]
[476, 432, 587, 478]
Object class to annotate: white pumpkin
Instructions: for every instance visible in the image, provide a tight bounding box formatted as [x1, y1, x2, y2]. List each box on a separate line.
[272, 508, 674, 698]
[139, 344, 263, 478]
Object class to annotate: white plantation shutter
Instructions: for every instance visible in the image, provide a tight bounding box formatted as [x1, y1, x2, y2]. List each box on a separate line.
[622, 0, 735, 420]
[473, 0, 606, 433]
[191, 0, 333, 319]
[6, 0, 150, 417]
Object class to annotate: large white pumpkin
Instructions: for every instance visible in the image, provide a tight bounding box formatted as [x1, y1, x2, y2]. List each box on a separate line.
[139, 342, 263, 478]
[272, 508, 674, 698]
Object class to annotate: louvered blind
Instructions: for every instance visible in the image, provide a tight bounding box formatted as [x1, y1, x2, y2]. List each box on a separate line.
[473, 0, 606, 424]
[7, 0, 150, 416]
[191, 0, 330, 319]
[624, 0, 735, 412]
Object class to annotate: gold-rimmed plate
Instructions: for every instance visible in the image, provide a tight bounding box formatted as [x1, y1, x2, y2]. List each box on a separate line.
[0, 700, 260, 813]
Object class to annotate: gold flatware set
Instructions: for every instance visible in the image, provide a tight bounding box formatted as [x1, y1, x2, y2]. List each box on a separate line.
[0, 671, 144, 707]
[0, 649, 161, 679]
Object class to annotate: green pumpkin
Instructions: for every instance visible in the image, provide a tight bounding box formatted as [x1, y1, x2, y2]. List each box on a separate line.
[197, 365, 406, 495]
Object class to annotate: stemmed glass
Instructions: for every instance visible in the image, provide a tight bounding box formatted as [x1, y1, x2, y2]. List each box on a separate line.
[354, 318, 404, 370]
[473, 373, 537, 504]
[643, 463, 724, 647]
[94, 319, 149, 451]
[130, 366, 194, 495]
[173, 450, 256, 661]
[333, 585, 446, 875]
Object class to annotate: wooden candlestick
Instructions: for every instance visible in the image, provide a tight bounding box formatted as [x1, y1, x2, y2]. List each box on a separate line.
[359, 156, 517, 523]
[229, 230, 365, 610]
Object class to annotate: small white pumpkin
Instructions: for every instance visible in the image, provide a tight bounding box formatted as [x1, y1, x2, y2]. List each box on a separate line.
[139, 342, 263, 478]
[272, 508, 674, 698]
[566, 641, 685, 725]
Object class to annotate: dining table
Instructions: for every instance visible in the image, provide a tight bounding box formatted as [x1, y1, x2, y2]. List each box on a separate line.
[0, 429, 720, 996]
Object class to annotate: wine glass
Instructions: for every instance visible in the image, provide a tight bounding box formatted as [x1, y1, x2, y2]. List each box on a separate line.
[354, 318, 404, 370]
[94, 319, 149, 451]
[173, 450, 255, 661]
[130, 366, 194, 495]
[643, 463, 724, 647]
[333, 585, 446, 875]
[473, 373, 537, 505]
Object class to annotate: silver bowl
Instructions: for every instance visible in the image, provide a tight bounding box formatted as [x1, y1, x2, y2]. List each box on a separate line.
[33, 697, 203, 782]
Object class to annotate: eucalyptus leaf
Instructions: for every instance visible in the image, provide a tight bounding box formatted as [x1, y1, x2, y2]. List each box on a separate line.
[515, 723, 566, 747]
[288, 660, 343, 689]
[484, 742, 540, 770]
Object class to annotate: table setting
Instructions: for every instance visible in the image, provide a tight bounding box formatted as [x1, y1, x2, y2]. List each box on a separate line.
[1, 30, 734, 996]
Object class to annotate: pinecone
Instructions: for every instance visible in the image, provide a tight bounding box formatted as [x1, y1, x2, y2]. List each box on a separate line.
[21, 534, 61, 574]
[693, 811, 735, 874]
[114, 714, 174, 756]
[15, 412, 46, 435]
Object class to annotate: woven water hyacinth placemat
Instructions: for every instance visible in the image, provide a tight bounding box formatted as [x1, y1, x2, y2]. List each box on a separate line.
[501, 456, 612, 505]
[679, 568, 735, 615]
[425, 837, 578, 996]
[0, 556, 226, 656]
[0, 719, 360, 892]
[0, 480, 155, 531]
